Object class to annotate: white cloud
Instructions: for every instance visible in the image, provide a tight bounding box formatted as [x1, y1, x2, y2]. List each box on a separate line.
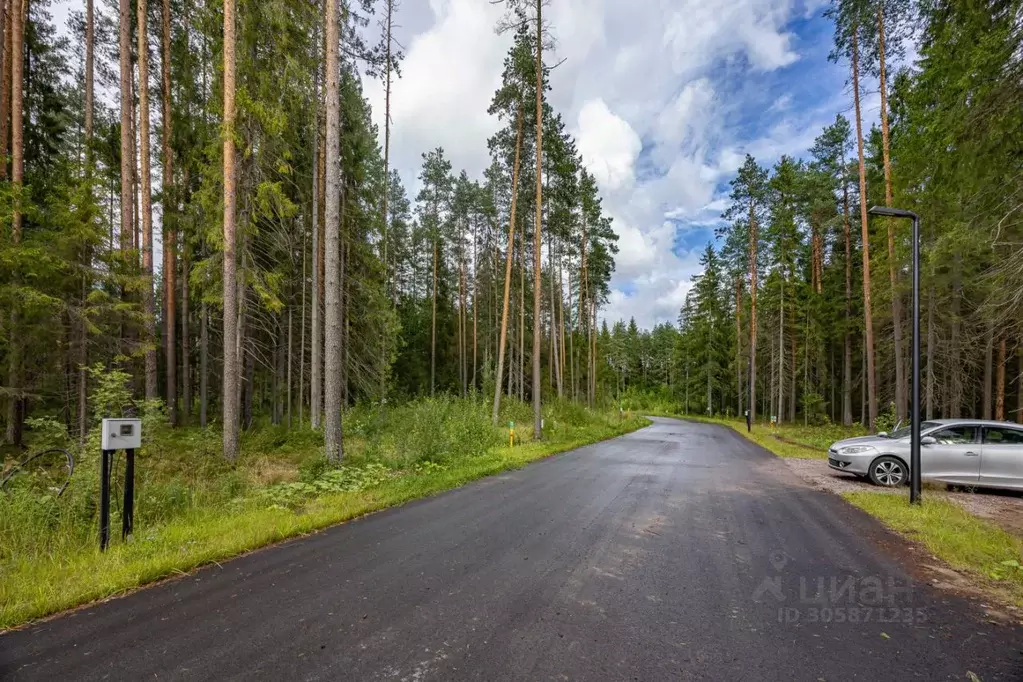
[368, 0, 847, 328]
[362, 0, 510, 195]
[576, 99, 642, 193]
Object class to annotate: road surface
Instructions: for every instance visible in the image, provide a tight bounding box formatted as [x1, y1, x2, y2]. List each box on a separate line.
[2, 417, 1021, 680]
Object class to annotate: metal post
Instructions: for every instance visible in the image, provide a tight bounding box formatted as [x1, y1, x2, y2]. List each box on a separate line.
[910, 215, 921, 504]
[100, 449, 112, 551]
[122, 448, 136, 539]
[869, 206, 922, 504]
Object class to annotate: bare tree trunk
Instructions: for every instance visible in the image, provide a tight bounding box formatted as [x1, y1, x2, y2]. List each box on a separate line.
[735, 275, 742, 416]
[5, 0, 24, 445]
[748, 198, 759, 425]
[161, 0, 177, 424]
[76, 0, 96, 442]
[568, 268, 576, 401]
[790, 328, 797, 422]
[926, 283, 935, 419]
[1017, 346, 1023, 425]
[0, 0, 10, 180]
[995, 337, 1006, 421]
[137, 0, 158, 402]
[431, 230, 438, 396]
[299, 227, 306, 425]
[842, 169, 853, 426]
[519, 222, 525, 403]
[119, 0, 133, 252]
[532, 0, 544, 439]
[877, 4, 905, 422]
[181, 250, 191, 423]
[221, 0, 239, 460]
[778, 277, 784, 422]
[380, 0, 394, 396]
[852, 27, 877, 430]
[950, 256, 962, 418]
[983, 325, 994, 420]
[200, 304, 208, 427]
[323, 0, 344, 461]
[287, 305, 293, 428]
[472, 214, 478, 392]
[310, 64, 323, 429]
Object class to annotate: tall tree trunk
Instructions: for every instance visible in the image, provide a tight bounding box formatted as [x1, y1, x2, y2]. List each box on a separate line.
[473, 214, 479, 391]
[181, 249, 191, 423]
[852, 27, 877, 430]
[323, 0, 344, 461]
[1017, 346, 1023, 425]
[995, 337, 1006, 421]
[77, 0, 96, 442]
[161, 0, 176, 424]
[0, 0, 10, 180]
[199, 304, 208, 427]
[308, 74, 321, 429]
[532, 0, 544, 439]
[431, 230, 438, 396]
[778, 277, 784, 422]
[877, 4, 905, 422]
[790, 327, 797, 422]
[119, 0, 132, 252]
[842, 156, 853, 426]
[983, 325, 994, 420]
[519, 220, 525, 402]
[221, 0, 239, 460]
[735, 275, 742, 416]
[299, 226, 306, 425]
[137, 0, 158, 402]
[950, 256, 962, 418]
[380, 0, 394, 396]
[5, 0, 24, 445]
[926, 283, 935, 419]
[748, 198, 759, 424]
[287, 306, 293, 428]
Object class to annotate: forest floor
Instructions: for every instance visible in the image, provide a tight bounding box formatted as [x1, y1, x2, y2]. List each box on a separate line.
[0, 399, 649, 630]
[670, 413, 1023, 611]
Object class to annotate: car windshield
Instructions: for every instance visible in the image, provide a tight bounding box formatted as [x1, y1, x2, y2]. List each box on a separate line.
[886, 421, 941, 439]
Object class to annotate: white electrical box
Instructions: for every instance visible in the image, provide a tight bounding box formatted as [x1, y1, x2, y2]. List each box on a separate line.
[101, 418, 142, 450]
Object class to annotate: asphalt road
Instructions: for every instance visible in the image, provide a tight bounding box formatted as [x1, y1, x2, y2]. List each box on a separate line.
[3, 417, 1022, 681]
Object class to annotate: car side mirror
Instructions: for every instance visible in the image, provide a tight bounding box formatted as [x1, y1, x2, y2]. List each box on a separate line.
[877, 432, 888, 438]
[921, 436, 936, 446]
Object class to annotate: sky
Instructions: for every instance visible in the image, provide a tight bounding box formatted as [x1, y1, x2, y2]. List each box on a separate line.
[359, 0, 885, 329]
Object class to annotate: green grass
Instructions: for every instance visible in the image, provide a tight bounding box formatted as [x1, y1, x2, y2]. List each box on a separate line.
[844, 492, 1023, 606]
[1, 398, 648, 630]
[660, 413, 864, 459]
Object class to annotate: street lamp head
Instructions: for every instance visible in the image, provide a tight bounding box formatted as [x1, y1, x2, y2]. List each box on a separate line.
[868, 206, 918, 220]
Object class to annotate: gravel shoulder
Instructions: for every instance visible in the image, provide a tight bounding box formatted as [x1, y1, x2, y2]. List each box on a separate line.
[784, 457, 1023, 539]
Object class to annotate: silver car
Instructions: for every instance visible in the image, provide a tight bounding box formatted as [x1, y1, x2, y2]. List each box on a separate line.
[828, 419, 1023, 491]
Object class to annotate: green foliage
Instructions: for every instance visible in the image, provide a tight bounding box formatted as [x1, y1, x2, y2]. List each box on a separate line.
[261, 463, 391, 510]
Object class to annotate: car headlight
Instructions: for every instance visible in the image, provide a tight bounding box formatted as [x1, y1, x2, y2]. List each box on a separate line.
[839, 445, 876, 455]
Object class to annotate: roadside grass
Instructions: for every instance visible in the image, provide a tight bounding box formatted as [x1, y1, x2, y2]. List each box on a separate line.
[844, 492, 1023, 607]
[662, 413, 864, 459]
[0, 397, 647, 630]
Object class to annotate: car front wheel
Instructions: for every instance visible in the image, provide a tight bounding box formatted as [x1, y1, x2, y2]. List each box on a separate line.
[869, 456, 907, 487]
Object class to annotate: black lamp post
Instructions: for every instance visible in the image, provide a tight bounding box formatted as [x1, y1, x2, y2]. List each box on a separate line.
[868, 206, 921, 504]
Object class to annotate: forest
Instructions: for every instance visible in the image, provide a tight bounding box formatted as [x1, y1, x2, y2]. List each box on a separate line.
[0, 0, 621, 462]
[609, 0, 1023, 433]
[2, 0, 1023, 460]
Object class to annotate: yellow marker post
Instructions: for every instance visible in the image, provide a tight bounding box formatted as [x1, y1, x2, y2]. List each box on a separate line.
[509, 421, 515, 447]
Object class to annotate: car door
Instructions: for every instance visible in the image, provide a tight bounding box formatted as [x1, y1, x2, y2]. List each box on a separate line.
[922, 425, 981, 484]
[979, 426, 1023, 490]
